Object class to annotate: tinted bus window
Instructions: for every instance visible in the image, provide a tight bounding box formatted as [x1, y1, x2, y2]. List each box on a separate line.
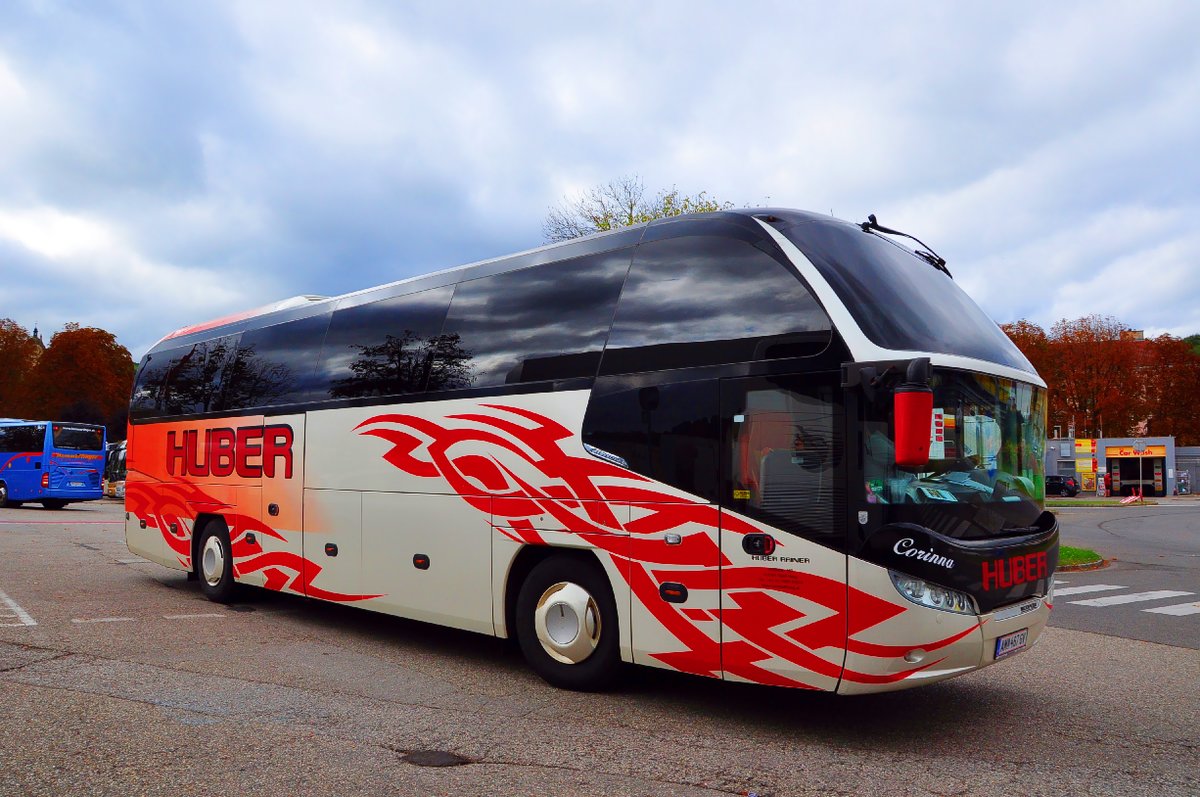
[0, 424, 46, 452]
[723, 375, 845, 547]
[581, 376, 719, 502]
[320, 286, 455, 399]
[600, 236, 831, 375]
[221, 313, 332, 410]
[131, 335, 240, 419]
[129, 353, 173, 419]
[52, 425, 105, 450]
[163, 334, 240, 416]
[780, 220, 1034, 372]
[435, 250, 631, 390]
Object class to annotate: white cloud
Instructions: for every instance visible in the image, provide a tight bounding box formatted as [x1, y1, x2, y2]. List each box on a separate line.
[0, 0, 1199, 362]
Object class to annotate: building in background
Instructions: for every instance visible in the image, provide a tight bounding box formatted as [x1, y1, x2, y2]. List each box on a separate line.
[1046, 436, 1178, 497]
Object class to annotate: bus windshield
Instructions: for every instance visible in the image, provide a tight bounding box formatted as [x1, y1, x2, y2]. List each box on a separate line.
[780, 218, 1036, 373]
[863, 369, 1046, 537]
[52, 425, 105, 451]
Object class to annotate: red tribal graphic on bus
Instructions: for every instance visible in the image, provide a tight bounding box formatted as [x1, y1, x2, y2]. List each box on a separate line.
[126, 476, 377, 603]
[357, 403, 976, 688]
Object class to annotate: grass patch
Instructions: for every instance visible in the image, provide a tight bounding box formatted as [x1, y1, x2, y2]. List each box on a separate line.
[1059, 545, 1103, 568]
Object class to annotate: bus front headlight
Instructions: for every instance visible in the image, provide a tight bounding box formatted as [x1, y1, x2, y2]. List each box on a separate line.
[889, 570, 977, 615]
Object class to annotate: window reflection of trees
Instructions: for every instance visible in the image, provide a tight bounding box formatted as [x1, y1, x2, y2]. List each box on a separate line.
[331, 331, 475, 398]
[161, 338, 237, 415]
[220, 343, 295, 410]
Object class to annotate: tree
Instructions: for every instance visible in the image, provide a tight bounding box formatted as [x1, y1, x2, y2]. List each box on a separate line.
[1046, 315, 1151, 438]
[21, 323, 135, 438]
[543, 175, 734, 243]
[1000, 320, 1053, 380]
[0, 319, 42, 418]
[1141, 335, 1200, 445]
[1185, 333, 1200, 357]
[1002, 315, 1200, 444]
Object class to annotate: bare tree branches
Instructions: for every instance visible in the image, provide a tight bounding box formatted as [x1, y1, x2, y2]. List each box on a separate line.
[543, 175, 733, 243]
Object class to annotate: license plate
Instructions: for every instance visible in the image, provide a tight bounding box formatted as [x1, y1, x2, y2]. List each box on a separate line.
[995, 628, 1029, 660]
[68, 481, 85, 488]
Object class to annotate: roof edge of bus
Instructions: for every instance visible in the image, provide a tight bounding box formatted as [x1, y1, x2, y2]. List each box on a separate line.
[273, 209, 792, 312]
[149, 208, 826, 350]
[158, 295, 330, 344]
[328, 223, 654, 308]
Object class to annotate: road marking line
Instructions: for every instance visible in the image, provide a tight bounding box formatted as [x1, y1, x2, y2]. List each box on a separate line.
[1143, 601, 1200, 617]
[71, 617, 136, 624]
[1054, 584, 1125, 597]
[0, 588, 36, 627]
[163, 613, 225, 619]
[1069, 590, 1194, 607]
[116, 558, 149, 564]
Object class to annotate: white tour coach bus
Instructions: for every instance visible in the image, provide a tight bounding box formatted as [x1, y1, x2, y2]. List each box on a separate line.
[125, 209, 1056, 694]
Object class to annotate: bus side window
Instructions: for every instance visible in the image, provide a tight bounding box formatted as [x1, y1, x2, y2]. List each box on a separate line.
[160, 334, 239, 416]
[599, 234, 831, 376]
[220, 313, 332, 411]
[724, 379, 844, 546]
[435, 249, 630, 390]
[0, 424, 44, 453]
[317, 285, 455, 399]
[129, 354, 173, 419]
[581, 376, 719, 503]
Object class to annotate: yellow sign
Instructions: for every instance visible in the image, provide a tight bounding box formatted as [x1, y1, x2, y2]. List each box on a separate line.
[733, 489, 751, 500]
[1075, 458, 1096, 473]
[1105, 445, 1166, 458]
[1074, 438, 1097, 455]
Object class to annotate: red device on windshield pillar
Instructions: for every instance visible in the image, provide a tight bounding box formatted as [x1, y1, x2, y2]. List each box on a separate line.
[894, 358, 933, 469]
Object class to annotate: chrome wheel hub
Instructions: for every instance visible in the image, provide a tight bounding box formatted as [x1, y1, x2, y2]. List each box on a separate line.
[534, 581, 601, 664]
[201, 535, 226, 587]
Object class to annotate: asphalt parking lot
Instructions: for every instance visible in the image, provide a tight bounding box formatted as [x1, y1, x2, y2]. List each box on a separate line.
[1, 500, 1197, 797]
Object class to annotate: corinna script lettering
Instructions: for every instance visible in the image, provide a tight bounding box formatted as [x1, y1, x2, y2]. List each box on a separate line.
[893, 537, 955, 569]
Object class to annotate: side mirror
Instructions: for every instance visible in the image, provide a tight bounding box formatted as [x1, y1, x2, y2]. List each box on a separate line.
[894, 358, 933, 469]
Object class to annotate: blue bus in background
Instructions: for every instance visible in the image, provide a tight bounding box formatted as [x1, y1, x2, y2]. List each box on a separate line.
[0, 420, 107, 509]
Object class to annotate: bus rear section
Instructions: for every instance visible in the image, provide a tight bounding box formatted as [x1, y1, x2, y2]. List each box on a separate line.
[0, 421, 106, 508]
[124, 208, 1056, 694]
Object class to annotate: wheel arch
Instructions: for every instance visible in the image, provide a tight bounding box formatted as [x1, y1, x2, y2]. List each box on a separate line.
[190, 511, 227, 572]
[503, 545, 611, 642]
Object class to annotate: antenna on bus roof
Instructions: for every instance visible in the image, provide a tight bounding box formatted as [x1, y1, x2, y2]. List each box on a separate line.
[860, 213, 952, 279]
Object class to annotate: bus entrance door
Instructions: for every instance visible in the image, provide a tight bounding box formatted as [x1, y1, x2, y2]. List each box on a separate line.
[718, 374, 848, 691]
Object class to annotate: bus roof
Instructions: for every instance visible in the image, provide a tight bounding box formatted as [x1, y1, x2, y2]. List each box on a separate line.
[147, 210, 833, 355]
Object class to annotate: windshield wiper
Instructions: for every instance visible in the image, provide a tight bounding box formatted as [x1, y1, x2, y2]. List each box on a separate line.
[860, 214, 953, 278]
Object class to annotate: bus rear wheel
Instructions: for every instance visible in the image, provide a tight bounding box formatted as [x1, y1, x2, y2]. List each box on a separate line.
[0, 483, 12, 508]
[40, 500, 68, 510]
[515, 555, 619, 691]
[197, 520, 238, 603]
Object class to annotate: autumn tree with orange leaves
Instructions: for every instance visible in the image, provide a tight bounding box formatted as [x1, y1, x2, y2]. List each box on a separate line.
[1001, 315, 1200, 445]
[0, 319, 43, 415]
[0, 321, 135, 438]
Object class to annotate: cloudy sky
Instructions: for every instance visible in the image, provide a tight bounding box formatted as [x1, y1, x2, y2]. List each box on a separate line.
[1, 1, 1198, 359]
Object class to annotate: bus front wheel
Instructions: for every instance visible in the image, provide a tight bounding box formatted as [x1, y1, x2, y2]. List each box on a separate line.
[0, 483, 12, 508]
[515, 555, 620, 691]
[197, 520, 237, 603]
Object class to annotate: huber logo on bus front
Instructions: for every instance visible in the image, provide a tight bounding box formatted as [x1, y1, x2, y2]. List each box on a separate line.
[981, 551, 1048, 591]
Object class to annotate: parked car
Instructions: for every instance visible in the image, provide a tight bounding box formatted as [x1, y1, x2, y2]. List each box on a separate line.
[1046, 475, 1080, 497]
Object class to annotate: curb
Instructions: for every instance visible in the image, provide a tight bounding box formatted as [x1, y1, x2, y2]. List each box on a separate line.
[1058, 558, 1110, 572]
